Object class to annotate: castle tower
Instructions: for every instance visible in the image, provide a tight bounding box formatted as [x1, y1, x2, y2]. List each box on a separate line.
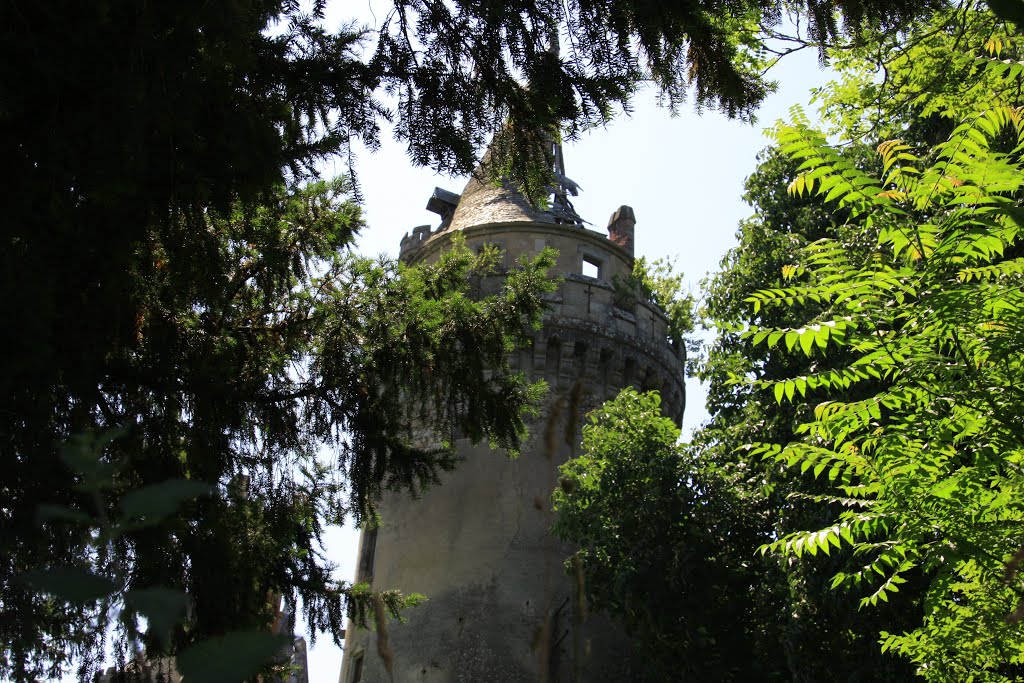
[339, 145, 684, 683]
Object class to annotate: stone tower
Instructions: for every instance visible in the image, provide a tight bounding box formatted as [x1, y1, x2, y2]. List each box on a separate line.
[339, 146, 684, 683]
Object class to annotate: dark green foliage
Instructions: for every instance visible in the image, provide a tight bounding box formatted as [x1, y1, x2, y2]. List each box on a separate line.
[175, 631, 295, 683]
[554, 390, 783, 681]
[372, 0, 942, 182]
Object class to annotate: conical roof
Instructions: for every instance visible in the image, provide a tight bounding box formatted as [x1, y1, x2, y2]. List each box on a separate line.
[447, 170, 555, 231]
[444, 141, 584, 231]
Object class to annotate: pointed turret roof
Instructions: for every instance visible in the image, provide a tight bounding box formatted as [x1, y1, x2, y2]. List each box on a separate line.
[442, 137, 584, 232]
[447, 169, 553, 231]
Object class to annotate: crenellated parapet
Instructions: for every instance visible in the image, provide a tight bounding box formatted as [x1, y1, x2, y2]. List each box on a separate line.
[606, 205, 635, 255]
[400, 207, 684, 424]
[398, 223, 435, 260]
[520, 314, 685, 424]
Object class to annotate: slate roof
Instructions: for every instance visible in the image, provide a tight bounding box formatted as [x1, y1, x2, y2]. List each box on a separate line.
[447, 171, 556, 231]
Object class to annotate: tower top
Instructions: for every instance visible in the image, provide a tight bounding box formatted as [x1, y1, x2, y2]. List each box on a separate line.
[427, 135, 584, 233]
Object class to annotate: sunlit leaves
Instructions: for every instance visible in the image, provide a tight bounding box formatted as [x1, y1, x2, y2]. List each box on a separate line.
[754, 41, 1024, 680]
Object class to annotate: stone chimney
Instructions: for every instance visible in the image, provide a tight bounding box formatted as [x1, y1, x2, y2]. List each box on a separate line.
[607, 205, 635, 255]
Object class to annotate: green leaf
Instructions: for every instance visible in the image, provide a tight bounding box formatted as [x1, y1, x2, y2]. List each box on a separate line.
[120, 480, 213, 523]
[799, 329, 814, 356]
[125, 588, 189, 648]
[929, 476, 962, 499]
[20, 566, 116, 604]
[176, 631, 293, 683]
[36, 504, 91, 525]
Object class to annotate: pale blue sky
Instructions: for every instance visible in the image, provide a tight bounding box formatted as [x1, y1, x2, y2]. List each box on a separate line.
[307, 25, 836, 682]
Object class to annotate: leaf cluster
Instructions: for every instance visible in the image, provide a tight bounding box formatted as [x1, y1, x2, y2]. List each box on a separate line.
[754, 51, 1024, 680]
[553, 390, 775, 681]
[813, 0, 1024, 143]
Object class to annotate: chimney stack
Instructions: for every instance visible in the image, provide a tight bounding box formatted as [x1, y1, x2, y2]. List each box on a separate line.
[607, 205, 635, 255]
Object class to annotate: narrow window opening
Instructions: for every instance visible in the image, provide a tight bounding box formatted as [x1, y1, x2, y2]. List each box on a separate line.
[641, 367, 661, 394]
[623, 357, 637, 388]
[357, 527, 378, 582]
[573, 341, 588, 378]
[352, 654, 365, 682]
[545, 338, 562, 377]
[599, 348, 614, 394]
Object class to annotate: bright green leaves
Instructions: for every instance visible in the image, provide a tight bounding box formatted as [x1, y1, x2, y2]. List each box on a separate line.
[752, 23, 1024, 679]
[751, 320, 845, 356]
[761, 523, 854, 559]
[749, 319, 863, 404]
[778, 122, 882, 209]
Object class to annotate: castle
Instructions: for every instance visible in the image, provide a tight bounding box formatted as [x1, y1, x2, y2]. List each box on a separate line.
[339, 142, 684, 682]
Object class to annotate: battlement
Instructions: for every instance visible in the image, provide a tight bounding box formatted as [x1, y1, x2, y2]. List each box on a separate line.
[398, 208, 683, 424]
[607, 205, 635, 254]
[398, 223, 435, 260]
[512, 314, 685, 423]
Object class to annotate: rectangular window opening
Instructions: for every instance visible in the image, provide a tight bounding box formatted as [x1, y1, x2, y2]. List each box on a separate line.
[582, 257, 600, 279]
[352, 653, 365, 683]
[357, 527, 378, 582]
